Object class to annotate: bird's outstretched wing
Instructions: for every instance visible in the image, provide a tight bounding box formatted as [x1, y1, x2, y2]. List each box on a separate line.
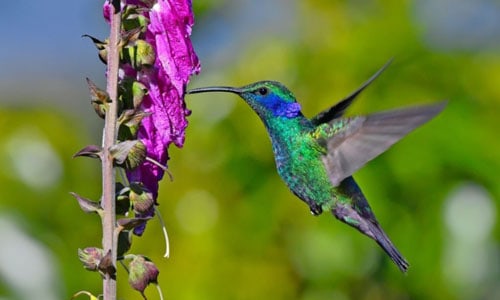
[311, 58, 393, 125]
[317, 102, 446, 187]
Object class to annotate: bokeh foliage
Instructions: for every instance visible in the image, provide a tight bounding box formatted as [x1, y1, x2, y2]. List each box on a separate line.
[1, 0, 500, 299]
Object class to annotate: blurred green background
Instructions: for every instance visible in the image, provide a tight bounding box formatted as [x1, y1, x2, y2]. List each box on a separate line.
[1, 0, 499, 299]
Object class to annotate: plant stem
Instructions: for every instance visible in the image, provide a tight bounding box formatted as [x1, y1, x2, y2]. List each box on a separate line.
[102, 1, 121, 299]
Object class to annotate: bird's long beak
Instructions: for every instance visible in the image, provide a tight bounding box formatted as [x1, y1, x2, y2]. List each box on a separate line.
[187, 86, 242, 95]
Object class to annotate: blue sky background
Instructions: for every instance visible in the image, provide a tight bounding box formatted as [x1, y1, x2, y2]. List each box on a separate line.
[1, 0, 499, 119]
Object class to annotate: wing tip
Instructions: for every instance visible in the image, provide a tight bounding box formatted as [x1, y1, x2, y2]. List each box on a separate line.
[415, 100, 448, 123]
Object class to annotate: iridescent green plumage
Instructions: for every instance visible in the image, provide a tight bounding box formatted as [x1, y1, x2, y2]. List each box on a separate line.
[188, 61, 446, 272]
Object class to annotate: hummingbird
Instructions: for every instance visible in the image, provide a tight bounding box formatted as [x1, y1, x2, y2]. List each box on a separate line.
[187, 60, 446, 272]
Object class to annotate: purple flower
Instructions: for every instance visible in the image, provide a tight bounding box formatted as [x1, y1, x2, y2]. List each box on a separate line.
[104, 0, 200, 234]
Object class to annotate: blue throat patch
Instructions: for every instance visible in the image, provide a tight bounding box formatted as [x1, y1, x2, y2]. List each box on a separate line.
[264, 95, 302, 118]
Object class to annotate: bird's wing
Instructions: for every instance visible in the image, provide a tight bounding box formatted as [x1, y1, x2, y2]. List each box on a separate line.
[317, 102, 446, 187]
[311, 58, 393, 125]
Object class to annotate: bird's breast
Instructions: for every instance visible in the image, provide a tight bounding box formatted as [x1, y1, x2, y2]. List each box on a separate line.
[270, 134, 333, 206]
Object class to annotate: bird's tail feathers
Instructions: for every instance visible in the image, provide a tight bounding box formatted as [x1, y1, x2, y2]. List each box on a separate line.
[368, 221, 409, 273]
[332, 200, 409, 273]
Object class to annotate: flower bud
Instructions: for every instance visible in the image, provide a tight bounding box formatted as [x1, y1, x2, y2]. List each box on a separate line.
[86, 78, 110, 119]
[82, 35, 108, 64]
[118, 109, 151, 140]
[128, 255, 159, 294]
[110, 140, 146, 170]
[122, 6, 150, 32]
[123, 39, 155, 69]
[129, 182, 154, 214]
[119, 78, 148, 110]
[78, 247, 104, 271]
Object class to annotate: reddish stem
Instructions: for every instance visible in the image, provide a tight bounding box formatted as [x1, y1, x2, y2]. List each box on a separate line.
[102, 0, 121, 299]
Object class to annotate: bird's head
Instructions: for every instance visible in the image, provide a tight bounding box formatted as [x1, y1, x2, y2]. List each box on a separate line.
[187, 81, 302, 119]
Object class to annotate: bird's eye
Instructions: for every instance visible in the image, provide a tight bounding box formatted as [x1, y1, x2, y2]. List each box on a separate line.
[256, 87, 268, 96]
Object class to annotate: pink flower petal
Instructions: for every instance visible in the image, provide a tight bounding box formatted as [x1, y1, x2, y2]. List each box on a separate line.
[103, 0, 200, 235]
